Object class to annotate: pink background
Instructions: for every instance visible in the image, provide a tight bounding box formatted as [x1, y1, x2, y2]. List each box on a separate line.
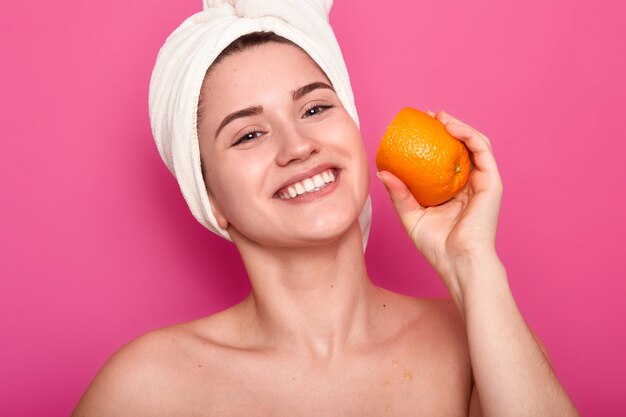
[2, 0, 624, 415]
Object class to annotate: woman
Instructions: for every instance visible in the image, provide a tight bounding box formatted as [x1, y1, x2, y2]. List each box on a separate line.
[73, 1, 579, 416]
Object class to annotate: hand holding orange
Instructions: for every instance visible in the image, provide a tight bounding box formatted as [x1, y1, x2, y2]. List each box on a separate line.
[376, 107, 471, 207]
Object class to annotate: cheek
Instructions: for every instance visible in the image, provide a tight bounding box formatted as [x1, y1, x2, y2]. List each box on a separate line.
[322, 114, 362, 150]
[211, 168, 248, 203]
[206, 159, 267, 221]
[328, 116, 368, 168]
[324, 116, 370, 199]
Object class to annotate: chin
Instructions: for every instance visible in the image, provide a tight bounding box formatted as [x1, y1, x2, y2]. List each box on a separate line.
[289, 211, 361, 246]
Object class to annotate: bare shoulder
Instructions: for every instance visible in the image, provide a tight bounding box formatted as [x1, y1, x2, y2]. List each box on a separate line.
[71, 319, 228, 417]
[379, 290, 470, 363]
[71, 327, 186, 416]
[371, 290, 473, 413]
[414, 296, 467, 336]
[381, 289, 466, 335]
[416, 297, 469, 354]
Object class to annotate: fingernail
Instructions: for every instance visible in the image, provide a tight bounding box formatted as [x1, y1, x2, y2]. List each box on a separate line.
[376, 172, 387, 187]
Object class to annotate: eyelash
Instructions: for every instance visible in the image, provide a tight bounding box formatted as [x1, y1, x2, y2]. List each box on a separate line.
[303, 103, 333, 118]
[233, 129, 264, 146]
[232, 103, 334, 146]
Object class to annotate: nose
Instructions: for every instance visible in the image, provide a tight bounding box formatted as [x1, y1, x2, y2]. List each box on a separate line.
[274, 123, 320, 166]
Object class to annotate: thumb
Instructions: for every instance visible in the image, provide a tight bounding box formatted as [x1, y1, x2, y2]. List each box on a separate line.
[377, 170, 424, 231]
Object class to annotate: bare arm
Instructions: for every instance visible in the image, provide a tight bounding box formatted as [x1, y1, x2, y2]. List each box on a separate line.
[457, 253, 576, 416]
[378, 110, 579, 416]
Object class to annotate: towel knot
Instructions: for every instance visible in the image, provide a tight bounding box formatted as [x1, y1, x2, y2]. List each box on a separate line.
[203, 0, 331, 20]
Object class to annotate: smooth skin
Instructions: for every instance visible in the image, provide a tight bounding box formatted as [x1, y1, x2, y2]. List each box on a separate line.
[72, 43, 579, 416]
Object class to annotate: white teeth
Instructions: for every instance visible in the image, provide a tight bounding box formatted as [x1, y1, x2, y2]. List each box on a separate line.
[278, 168, 338, 199]
[303, 178, 315, 192]
[313, 174, 325, 188]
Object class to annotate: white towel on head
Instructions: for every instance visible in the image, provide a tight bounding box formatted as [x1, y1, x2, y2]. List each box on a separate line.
[149, 0, 372, 249]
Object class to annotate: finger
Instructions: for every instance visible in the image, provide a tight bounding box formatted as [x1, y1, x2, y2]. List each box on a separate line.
[436, 110, 492, 149]
[425, 110, 436, 117]
[377, 170, 423, 232]
[444, 122, 499, 175]
[443, 112, 492, 149]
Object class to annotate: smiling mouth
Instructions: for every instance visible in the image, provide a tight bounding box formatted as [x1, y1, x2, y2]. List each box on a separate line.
[275, 168, 339, 199]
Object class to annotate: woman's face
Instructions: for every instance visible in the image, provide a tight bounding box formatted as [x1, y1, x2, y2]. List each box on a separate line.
[198, 42, 369, 248]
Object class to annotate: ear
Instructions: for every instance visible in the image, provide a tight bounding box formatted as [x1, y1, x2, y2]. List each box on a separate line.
[207, 190, 230, 231]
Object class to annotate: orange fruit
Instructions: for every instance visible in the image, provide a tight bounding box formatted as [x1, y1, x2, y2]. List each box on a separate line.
[376, 107, 471, 207]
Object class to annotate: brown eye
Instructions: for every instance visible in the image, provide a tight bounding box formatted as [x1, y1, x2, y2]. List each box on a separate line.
[303, 104, 333, 118]
[233, 130, 264, 146]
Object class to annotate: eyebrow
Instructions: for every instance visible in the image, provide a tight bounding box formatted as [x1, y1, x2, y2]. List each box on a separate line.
[292, 81, 335, 101]
[215, 106, 263, 139]
[214, 81, 335, 139]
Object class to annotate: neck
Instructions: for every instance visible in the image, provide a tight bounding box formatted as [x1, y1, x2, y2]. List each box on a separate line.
[231, 222, 382, 359]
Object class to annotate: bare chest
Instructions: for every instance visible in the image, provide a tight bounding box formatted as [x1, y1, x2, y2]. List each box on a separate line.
[161, 351, 471, 417]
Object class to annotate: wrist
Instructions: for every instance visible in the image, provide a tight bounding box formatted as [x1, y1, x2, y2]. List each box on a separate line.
[442, 250, 508, 315]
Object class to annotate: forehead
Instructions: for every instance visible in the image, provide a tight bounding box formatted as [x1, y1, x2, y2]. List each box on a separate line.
[201, 42, 331, 114]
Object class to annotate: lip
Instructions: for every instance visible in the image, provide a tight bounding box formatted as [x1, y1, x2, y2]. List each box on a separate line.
[273, 163, 339, 196]
[275, 170, 341, 204]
